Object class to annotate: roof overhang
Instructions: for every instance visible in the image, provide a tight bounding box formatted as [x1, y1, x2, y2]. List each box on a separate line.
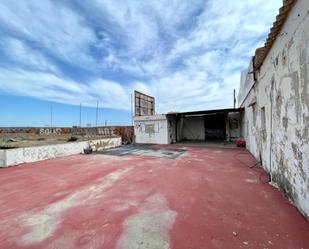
[167, 108, 243, 118]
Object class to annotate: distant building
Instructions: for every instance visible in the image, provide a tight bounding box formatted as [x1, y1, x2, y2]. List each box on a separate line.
[239, 0, 309, 218]
[134, 108, 242, 145]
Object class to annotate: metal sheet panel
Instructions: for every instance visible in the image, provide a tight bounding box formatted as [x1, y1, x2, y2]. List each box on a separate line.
[134, 91, 155, 116]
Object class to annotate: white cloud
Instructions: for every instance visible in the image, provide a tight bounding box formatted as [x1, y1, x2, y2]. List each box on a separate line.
[88, 79, 131, 110]
[0, 37, 58, 73]
[0, 0, 97, 67]
[0, 0, 282, 115]
[0, 68, 87, 104]
[0, 68, 132, 111]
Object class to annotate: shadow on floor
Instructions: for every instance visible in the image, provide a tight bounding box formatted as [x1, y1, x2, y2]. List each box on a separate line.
[95, 144, 186, 159]
[176, 140, 237, 148]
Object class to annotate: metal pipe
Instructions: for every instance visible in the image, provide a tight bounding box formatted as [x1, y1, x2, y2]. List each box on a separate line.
[79, 103, 82, 127]
[50, 105, 53, 128]
[95, 101, 99, 127]
[233, 89, 236, 108]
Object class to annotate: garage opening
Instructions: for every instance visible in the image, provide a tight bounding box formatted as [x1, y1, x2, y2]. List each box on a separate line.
[167, 108, 242, 145]
[204, 114, 226, 140]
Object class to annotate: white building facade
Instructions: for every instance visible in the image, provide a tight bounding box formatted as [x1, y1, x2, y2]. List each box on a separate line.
[239, 0, 309, 218]
[134, 115, 172, 144]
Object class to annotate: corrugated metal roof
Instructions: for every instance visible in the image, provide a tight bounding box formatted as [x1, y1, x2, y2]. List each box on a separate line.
[254, 0, 297, 69]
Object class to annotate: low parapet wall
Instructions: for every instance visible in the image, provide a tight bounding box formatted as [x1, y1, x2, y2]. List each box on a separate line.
[0, 137, 121, 167]
[0, 126, 134, 144]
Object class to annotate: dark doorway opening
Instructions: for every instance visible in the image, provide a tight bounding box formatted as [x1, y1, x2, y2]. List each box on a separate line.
[204, 114, 226, 140]
[169, 108, 242, 145]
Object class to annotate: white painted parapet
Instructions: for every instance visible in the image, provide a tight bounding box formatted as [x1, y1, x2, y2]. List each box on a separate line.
[0, 137, 121, 167]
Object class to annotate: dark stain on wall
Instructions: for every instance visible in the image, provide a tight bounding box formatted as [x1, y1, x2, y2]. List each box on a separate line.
[282, 117, 289, 131]
[273, 150, 298, 204]
[300, 49, 309, 109]
[291, 142, 306, 182]
[302, 116, 309, 138]
[291, 71, 302, 123]
[287, 37, 294, 49]
[276, 91, 283, 118]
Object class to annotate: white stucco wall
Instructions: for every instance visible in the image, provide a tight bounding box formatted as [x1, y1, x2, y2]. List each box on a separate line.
[0, 137, 121, 167]
[134, 115, 169, 144]
[240, 0, 309, 218]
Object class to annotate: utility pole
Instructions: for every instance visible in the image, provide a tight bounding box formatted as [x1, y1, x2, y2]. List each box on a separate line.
[233, 89, 236, 108]
[95, 100, 99, 127]
[79, 103, 82, 127]
[50, 105, 53, 128]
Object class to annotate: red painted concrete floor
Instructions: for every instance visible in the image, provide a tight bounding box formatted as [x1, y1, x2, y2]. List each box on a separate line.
[0, 145, 308, 249]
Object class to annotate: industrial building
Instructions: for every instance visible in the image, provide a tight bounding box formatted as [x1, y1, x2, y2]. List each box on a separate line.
[134, 109, 242, 144]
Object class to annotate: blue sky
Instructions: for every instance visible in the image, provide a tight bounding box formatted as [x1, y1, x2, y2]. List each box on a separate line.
[0, 0, 282, 127]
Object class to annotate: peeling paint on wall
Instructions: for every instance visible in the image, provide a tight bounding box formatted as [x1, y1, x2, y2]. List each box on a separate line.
[134, 115, 169, 144]
[0, 137, 122, 167]
[240, 0, 309, 218]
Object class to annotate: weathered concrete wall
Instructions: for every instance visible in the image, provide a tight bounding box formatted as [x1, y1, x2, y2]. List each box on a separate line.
[134, 115, 169, 144]
[240, 0, 309, 218]
[0, 137, 121, 167]
[228, 112, 241, 141]
[0, 150, 5, 167]
[0, 126, 134, 143]
[167, 116, 177, 144]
